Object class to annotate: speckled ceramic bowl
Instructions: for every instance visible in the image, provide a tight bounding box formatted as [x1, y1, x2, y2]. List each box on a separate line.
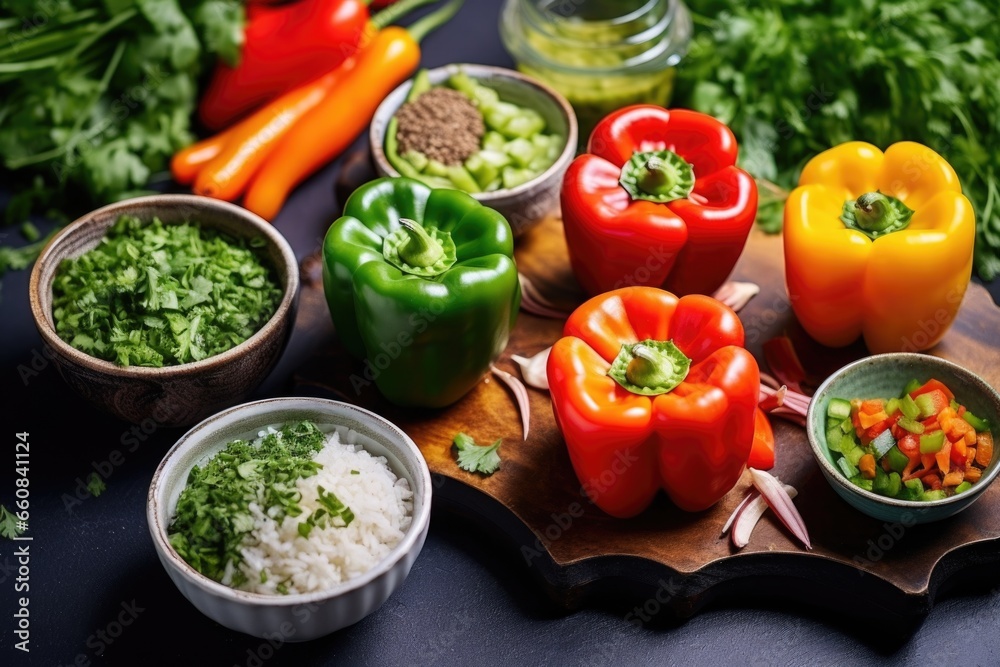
[147, 397, 431, 641]
[370, 63, 578, 236]
[29, 195, 298, 427]
[807, 354, 1000, 524]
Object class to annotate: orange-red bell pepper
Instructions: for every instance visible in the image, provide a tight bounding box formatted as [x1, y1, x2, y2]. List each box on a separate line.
[546, 287, 760, 517]
[560, 106, 758, 297]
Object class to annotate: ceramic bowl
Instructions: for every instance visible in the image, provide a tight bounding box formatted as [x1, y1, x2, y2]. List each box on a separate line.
[370, 63, 578, 236]
[807, 354, 1000, 524]
[147, 397, 432, 641]
[29, 195, 298, 427]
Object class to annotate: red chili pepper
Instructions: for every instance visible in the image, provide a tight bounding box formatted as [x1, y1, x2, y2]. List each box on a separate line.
[909, 378, 956, 402]
[560, 106, 757, 297]
[199, 0, 370, 129]
[546, 287, 760, 516]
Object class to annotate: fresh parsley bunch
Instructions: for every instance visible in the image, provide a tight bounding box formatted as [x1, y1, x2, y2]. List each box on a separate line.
[676, 0, 1000, 279]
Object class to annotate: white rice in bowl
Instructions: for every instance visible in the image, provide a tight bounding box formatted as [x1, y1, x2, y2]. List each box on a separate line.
[235, 430, 413, 595]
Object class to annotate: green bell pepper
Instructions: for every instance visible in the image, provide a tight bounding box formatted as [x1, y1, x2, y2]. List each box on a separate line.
[322, 178, 520, 408]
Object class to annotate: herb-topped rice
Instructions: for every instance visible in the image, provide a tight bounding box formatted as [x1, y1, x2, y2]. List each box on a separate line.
[168, 420, 413, 595]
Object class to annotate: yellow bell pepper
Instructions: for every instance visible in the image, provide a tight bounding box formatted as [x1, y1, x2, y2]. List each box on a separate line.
[783, 141, 975, 353]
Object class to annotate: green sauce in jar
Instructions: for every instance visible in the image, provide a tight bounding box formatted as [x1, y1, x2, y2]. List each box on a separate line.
[500, 0, 692, 139]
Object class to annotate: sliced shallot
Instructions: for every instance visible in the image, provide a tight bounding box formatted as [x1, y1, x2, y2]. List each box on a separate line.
[511, 347, 551, 390]
[712, 281, 760, 313]
[491, 364, 530, 441]
[721, 488, 759, 537]
[518, 273, 572, 319]
[749, 468, 811, 549]
[731, 483, 798, 548]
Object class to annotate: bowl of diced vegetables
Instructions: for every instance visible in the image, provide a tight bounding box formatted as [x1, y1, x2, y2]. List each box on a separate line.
[370, 63, 578, 236]
[29, 194, 299, 428]
[807, 354, 1000, 524]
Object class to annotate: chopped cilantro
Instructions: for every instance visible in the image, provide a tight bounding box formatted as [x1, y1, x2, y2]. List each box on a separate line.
[0, 505, 25, 539]
[51, 215, 283, 367]
[453, 432, 502, 475]
[86, 473, 106, 498]
[167, 420, 328, 587]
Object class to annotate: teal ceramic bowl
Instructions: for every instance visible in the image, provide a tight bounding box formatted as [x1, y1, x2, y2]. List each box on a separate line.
[807, 354, 1000, 524]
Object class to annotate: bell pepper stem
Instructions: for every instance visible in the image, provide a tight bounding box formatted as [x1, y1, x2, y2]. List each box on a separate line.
[406, 0, 464, 43]
[627, 344, 673, 388]
[370, 0, 439, 30]
[636, 157, 679, 197]
[397, 218, 444, 267]
[853, 192, 895, 232]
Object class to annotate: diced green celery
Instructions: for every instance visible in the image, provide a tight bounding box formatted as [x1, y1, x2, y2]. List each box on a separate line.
[922, 489, 948, 501]
[914, 393, 941, 419]
[404, 150, 429, 173]
[886, 472, 902, 498]
[850, 475, 874, 492]
[413, 173, 456, 189]
[425, 159, 451, 178]
[903, 478, 925, 500]
[501, 166, 536, 189]
[448, 71, 499, 108]
[885, 398, 901, 416]
[839, 432, 857, 454]
[900, 394, 920, 420]
[482, 131, 507, 152]
[827, 397, 852, 420]
[837, 455, 859, 478]
[963, 411, 990, 432]
[465, 153, 499, 191]
[502, 109, 547, 139]
[847, 446, 866, 467]
[954, 481, 973, 494]
[903, 379, 922, 396]
[919, 430, 945, 454]
[840, 418, 855, 434]
[483, 101, 521, 133]
[897, 417, 925, 434]
[505, 137, 536, 168]
[447, 165, 481, 193]
[483, 178, 502, 192]
[529, 154, 553, 171]
[870, 430, 896, 458]
[407, 70, 432, 103]
[478, 149, 512, 169]
[884, 445, 910, 474]
[826, 424, 844, 452]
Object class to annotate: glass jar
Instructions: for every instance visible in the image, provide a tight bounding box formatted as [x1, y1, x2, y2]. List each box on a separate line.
[500, 0, 692, 140]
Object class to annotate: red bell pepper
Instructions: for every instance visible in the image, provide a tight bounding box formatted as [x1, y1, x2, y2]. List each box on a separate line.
[546, 287, 760, 517]
[199, 0, 370, 129]
[560, 106, 757, 297]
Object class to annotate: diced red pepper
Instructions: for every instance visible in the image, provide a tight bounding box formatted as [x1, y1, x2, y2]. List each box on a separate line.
[860, 399, 885, 415]
[921, 453, 937, 471]
[926, 474, 943, 491]
[951, 438, 968, 464]
[936, 440, 952, 475]
[898, 434, 920, 456]
[922, 417, 940, 432]
[909, 379, 955, 402]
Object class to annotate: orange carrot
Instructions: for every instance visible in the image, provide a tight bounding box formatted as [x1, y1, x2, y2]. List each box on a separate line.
[171, 130, 235, 185]
[936, 439, 952, 475]
[976, 431, 993, 467]
[858, 453, 877, 480]
[193, 68, 343, 202]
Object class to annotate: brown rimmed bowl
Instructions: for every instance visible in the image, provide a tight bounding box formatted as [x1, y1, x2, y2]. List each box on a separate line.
[29, 194, 299, 427]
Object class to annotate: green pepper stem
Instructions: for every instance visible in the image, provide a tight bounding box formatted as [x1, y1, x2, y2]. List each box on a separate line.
[370, 0, 438, 30]
[852, 192, 896, 232]
[635, 156, 680, 197]
[396, 218, 443, 267]
[406, 0, 464, 44]
[626, 344, 674, 388]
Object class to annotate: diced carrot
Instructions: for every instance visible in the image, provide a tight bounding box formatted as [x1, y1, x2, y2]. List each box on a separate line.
[910, 379, 955, 402]
[859, 410, 889, 429]
[947, 418, 972, 442]
[936, 440, 952, 475]
[967, 447, 977, 465]
[942, 470, 965, 487]
[964, 428, 977, 445]
[951, 438, 968, 464]
[976, 431, 993, 467]
[861, 399, 885, 415]
[859, 454, 877, 480]
[939, 412, 955, 433]
[966, 466, 983, 482]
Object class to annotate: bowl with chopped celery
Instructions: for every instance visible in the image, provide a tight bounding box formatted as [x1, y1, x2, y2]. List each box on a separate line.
[807, 354, 1000, 524]
[29, 195, 298, 427]
[147, 397, 431, 641]
[370, 64, 577, 236]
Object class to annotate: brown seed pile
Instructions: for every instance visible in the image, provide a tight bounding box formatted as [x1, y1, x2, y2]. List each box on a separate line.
[395, 88, 485, 166]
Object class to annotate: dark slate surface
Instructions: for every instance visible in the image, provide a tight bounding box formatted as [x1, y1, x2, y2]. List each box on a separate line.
[1, 1, 999, 665]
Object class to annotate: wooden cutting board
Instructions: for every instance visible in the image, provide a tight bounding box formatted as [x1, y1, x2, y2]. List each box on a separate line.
[293, 211, 1000, 632]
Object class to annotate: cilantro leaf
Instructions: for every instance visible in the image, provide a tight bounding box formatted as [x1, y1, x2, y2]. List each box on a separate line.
[87, 473, 107, 498]
[453, 432, 502, 475]
[0, 505, 25, 539]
